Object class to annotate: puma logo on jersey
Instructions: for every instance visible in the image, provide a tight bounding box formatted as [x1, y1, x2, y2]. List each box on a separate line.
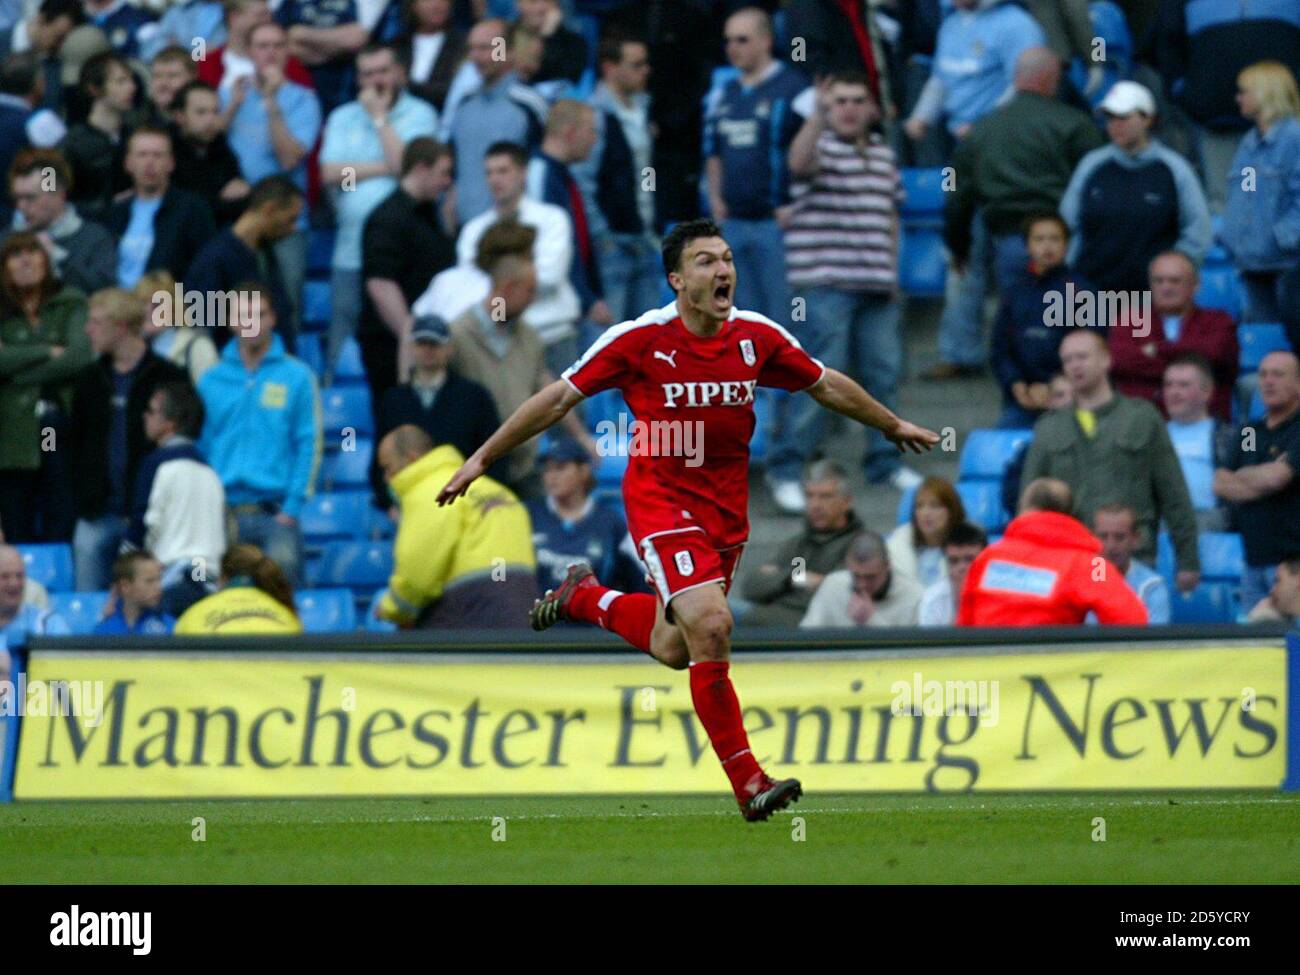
[662, 379, 757, 408]
[654, 350, 679, 368]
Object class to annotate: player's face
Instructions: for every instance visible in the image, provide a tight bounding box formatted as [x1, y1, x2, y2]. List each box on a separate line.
[671, 236, 735, 320]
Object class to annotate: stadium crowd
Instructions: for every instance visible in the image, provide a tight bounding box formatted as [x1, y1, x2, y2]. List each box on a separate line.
[0, 0, 1296, 653]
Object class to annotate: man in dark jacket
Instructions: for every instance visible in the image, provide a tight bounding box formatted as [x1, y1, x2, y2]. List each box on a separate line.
[100, 125, 217, 288]
[69, 286, 189, 590]
[168, 80, 250, 226]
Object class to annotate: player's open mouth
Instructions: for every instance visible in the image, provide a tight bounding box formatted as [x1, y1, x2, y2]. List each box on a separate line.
[713, 284, 732, 302]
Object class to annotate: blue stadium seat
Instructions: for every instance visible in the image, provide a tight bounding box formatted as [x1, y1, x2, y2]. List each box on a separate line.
[586, 388, 630, 433]
[295, 588, 358, 633]
[333, 337, 366, 385]
[310, 541, 393, 590]
[17, 543, 74, 592]
[1248, 388, 1265, 419]
[958, 428, 1034, 480]
[595, 442, 629, 487]
[749, 387, 778, 463]
[1194, 266, 1242, 320]
[299, 491, 370, 543]
[364, 502, 397, 539]
[900, 167, 946, 220]
[1156, 531, 1244, 583]
[48, 591, 109, 634]
[296, 332, 323, 377]
[899, 227, 947, 297]
[956, 480, 1007, 533]
[319, 439, 374, 491]
[1239, 322, 1291, 372]
[321, 385, 374, 438]
[1169, 582, 1238, 624]
[307, 228, 335, 275]
[303, 280, 332, 327]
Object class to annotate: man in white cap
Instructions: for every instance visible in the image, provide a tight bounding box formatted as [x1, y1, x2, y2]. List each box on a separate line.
[1059, 80, 1212, 296]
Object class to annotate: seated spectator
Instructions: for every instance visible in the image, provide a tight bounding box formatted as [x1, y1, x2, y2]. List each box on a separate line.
[376, 424, 538, 628]
[1108, 250, 1238, 420]
[886, 476, 965, 589]
[1246, 554, 1300, 626]
[84, 0, 159, 60]
[169, 80, 250, 226]
[69, 287, 188, 591]
[1023, 328, 1201, 586]
[918, 521, 988, 627]
[93, 550, 175, 634]
[799, 530, 924, 628]
[516, 0, 587, 86]
[991, 212, 1095, 429]
[740, 459, 865, 627]
[0, 50, 65, 224]
[129, 45, 198, 131]
[526, 436, 645, 599]
[1060, 81, 1212, 295]
[135, 270, 218, 384]
[359, 136, 456, 406]
[393, 0, 465, 114]
[370, 314, 501, 511]
[1090, 503, 1170, 624]
[1222, 60, 1300, 355]
[956, 478, 1148, 626]
[59, 51, 134, 221]
[9, 147, 117, 294]
[1213, 350, 1300, 611]
[153, 1, 226, 64]
[128, 379, 226, 616]
[174, 542, 302, 634]
[0, 0, 85, 119]
[103, 126, 217, 289]
[1163, 353, 1234, 531]
[0, 543, 69, 678]
[0, 231, 90, 543]
[198, 284, 320, 587]
[183, 173, 300, 349]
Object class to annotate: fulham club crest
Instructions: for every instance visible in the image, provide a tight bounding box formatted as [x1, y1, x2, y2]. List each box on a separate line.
[674, 551, 695, 576]
[739, 339, 756, 366]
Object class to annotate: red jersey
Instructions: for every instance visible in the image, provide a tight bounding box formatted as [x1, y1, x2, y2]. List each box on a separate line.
[562, 303, 825, 549]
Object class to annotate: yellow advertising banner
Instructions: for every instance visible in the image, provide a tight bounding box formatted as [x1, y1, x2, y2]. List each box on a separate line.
[13, 645, 1288, 798]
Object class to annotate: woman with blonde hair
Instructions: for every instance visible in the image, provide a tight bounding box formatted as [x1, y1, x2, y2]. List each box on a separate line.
[174, 543, 303, 635]
[1221, 60, 1300, 353]
[135, 270, 219, 384]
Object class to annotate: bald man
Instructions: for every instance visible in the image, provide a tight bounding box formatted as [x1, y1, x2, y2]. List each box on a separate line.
[0, 545, 71, 677]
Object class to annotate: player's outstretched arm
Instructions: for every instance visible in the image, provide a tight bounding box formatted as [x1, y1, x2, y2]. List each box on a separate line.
[808, 368, 941, 454]
[436, 379, 584, 505]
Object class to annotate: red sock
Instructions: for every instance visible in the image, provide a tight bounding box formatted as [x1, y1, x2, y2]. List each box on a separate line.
[689, 660, 765, 801]
[567, 585, 656, 653]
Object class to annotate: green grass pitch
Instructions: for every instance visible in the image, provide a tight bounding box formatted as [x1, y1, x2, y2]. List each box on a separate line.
[2, 792, 1296, 884]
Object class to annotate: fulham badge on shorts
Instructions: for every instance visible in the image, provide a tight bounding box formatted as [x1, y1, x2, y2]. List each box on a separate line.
[739, 338, 756, 366]
[674, 550, 695, 577]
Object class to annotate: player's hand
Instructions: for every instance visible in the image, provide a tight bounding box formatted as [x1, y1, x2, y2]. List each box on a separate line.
[1175, 570, 1201, 594]
[437, 454, 486, 506]
[886, 419, 941, 454]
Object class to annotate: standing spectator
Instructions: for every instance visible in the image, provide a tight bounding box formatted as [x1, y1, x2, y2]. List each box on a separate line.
[1221, 61, 1300, 354]
[376, 424, 538, 628]
[0, 0, 84, 119]
[169, 80, 250, 226]
[196, 0, 315, 97]
[931, 47, 1103, 380]
[917, 521, 988, 627]
[359, 136, 455, 405]
[0, 544, 69, 675]
[198, 284, 321, 586]
[8, 147, 117, 294]
[393, 0, 465, 114]
[278, 0, 390, 117]
[1108, 250, 1238, 420]
[130, 46, 198, 131]
[69, 286, 188, 591]
[370, 314, 501, 511]
[1060, 81, 1212, 295]
[515, 0, 586, 86]
[0, 50, 65, 225]
[184, 173, 300, 349]
[786, 0, 892, 111]
[1163, 353, 1234, 531]
[739, 458, 865, 627]
[957, 477, 1148, 625]
[572, 33, 660, 326]
[767, 72, 915, 511]
[1022, 328, 1201, 583]
[886, 476, 965, 588]
[990, 212, 1096, 428]
[1091, 502, 1170, 624]
[135, 271, 218, 385]
[153, 0, 226, 61]
[447, 18, 546, 225]
[799, 530, 924, 628]
[703, 7, 804, 322]
[103, 126, 217, 288]
[457, 141, 578, 376]
[318, 41, 438, 378]
[129, 379, 226, 615]
[93, 551, 175, 634]
[58, 51, 133, 222]
[83, 0, 159, 61]
[0, 231, 89, 542]
[1214, 350, 1300, 611]
[174, 542, 302, 634]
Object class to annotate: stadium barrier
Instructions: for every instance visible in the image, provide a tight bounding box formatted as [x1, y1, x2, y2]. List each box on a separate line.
[3, 626, 1297, 800]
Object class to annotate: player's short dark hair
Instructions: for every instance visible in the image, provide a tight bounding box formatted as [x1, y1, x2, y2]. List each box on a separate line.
[153, 380, 204, 439]
[484, 140, 528, 169]
[171, 79, 216, 113]
[246, 173, 302, 211]
[0, 51, 41, 97]
[943, 522, 988, 551]
[1022, 210, 1070, 241]
[1165, 350, 1214, 386]
[662, 218, 724, 277]
[400, 137, 451, 177]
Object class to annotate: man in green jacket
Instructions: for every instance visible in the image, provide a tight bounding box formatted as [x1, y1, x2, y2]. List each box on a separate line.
[1023, 329, 1202, 591]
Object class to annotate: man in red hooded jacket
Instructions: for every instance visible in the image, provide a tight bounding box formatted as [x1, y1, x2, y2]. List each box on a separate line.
[956, 478, 1148, 626]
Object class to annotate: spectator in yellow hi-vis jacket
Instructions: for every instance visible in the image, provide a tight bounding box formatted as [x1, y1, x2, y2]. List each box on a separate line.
[377, 425, 539, 628]
[174, 544, 303, 635]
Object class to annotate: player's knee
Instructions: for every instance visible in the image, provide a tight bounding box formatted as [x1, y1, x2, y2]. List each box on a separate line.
[691, 606, 732, 658]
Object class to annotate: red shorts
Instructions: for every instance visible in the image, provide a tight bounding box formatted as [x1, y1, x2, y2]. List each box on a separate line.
[638, 527, 744, 607]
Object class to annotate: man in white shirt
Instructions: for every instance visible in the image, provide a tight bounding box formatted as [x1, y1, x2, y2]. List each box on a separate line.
[918, 521, 988, 626]
[800, 530, 924, 628]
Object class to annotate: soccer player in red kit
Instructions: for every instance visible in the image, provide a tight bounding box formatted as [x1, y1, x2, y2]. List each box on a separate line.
[438, 219, 939, 820]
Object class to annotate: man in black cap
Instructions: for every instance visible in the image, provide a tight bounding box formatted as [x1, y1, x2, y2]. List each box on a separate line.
[370, 314, 502, 514]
